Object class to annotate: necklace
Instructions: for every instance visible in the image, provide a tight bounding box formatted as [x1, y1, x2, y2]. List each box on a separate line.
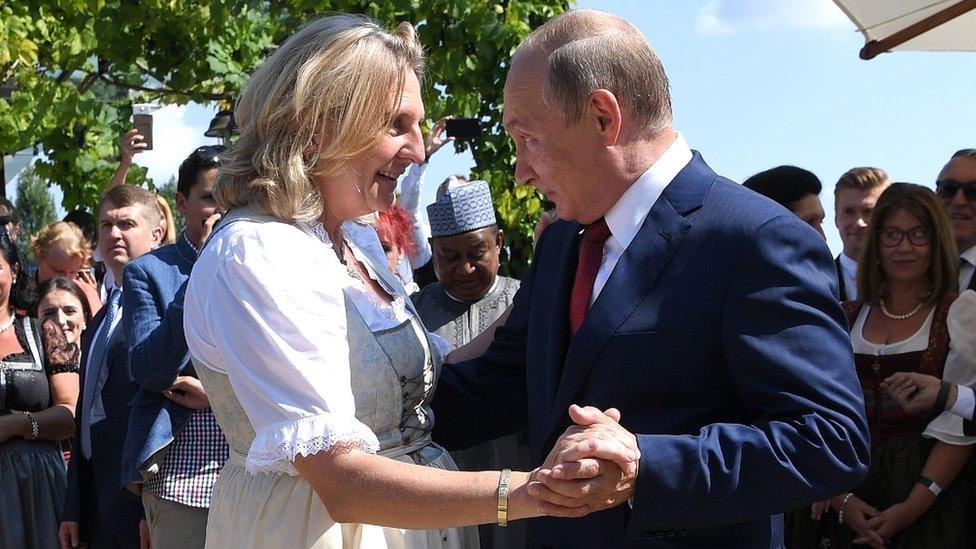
[0, 311, 15, 334]
[880, 299, 924, 320]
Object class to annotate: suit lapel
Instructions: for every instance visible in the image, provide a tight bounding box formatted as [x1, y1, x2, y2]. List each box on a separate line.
[543, 153, 712, 443]
[543, 221, 584, 409]
[80, 308, 107, 416]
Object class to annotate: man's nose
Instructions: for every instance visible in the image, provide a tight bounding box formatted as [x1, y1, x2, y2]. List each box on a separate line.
[513, 154, 535, 186]
[950, 188, 969, 206]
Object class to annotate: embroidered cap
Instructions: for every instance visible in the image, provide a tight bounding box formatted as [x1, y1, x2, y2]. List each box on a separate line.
[426, 180, 497, 237]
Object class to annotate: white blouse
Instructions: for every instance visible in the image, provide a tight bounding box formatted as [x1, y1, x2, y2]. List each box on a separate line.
[929, 291, 976, 443]
[850, 295, 976, 445]
[184, 217, 424, 474]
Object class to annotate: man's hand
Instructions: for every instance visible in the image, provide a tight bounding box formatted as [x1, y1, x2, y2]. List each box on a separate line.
[59, 521, 83, 549]
[882, 372, 949, 414]
[528, 405, 639, 517]
[199, 212, 223, 250]
[423, 116, 454, 161]
[164, 376, 210, 409]
[139, 518, 152, 549]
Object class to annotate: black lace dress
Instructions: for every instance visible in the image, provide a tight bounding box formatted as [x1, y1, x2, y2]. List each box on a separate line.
[0, 315, 77, 549]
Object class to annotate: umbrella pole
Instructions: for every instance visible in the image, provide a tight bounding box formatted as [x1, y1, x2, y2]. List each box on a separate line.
[860, 0, 976, 59]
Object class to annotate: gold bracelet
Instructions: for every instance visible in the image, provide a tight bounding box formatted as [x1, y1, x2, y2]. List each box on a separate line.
[497, 468, 511, 527]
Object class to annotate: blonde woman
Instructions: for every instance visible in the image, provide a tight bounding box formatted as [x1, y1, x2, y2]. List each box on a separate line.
[31, 221, 101, 312]
[184, 14, 631, 549]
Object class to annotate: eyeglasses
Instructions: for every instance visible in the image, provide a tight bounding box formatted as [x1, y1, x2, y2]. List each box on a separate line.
[878, 226, 932, 247]
[936, 179, 976, 202]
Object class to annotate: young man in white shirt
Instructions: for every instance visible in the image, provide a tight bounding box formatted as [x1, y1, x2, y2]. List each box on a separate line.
[833, 167, 890, 301]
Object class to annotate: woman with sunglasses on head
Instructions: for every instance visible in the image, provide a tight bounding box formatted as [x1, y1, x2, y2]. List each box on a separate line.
[824, 183, 975, 548]
[31, 221, 102, 315]
[0, 237, 83, 549]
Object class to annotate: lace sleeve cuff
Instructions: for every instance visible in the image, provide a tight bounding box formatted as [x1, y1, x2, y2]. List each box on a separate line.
[246, 413, 381, 475]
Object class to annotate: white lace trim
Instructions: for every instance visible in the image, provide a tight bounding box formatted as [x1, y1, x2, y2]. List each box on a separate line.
[246, 413, 380, 475]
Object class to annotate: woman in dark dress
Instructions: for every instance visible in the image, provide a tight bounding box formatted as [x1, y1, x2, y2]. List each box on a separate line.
[828, 184, 973, 548]
[0, 233, 83, 549]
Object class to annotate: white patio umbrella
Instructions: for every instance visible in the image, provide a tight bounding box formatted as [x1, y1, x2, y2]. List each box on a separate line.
[833, 0, 976, 59]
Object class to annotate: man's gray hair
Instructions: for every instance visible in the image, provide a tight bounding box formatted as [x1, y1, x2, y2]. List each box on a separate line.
[519, 9, 672, 135]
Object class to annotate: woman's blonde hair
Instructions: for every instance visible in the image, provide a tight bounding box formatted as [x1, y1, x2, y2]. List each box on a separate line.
[31, 221, 92, 266]
[857, 183, 958, 305]
[216, 14, 424, 222]
[156, 195, 176, 245]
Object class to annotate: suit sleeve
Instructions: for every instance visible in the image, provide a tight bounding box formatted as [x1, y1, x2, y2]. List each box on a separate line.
[430, 230, 543, 451]
[123, 261, 190, 393]
[626, 214, 870, 533]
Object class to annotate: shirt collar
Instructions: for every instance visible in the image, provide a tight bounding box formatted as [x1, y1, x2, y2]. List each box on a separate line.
[839, 252, 858, 276]
[961, 242, 976, 265]
[180, 231, 199, 256]
[603, 132, 692, 250]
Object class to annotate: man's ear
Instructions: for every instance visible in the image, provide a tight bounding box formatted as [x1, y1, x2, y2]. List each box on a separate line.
[151, 224, 164, 247]
[175, 191, 188, 217]
[495, 228, 505, 249]
[586, 89, 622, 146]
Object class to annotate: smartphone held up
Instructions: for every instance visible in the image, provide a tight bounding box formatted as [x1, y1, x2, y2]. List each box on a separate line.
[132, 104, 155, 150]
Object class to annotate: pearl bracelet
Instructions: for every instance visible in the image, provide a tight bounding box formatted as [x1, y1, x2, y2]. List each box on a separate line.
[836, 492, 854, 525]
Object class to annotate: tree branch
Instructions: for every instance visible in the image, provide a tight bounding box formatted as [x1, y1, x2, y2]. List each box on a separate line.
[79, 69, 233, 101]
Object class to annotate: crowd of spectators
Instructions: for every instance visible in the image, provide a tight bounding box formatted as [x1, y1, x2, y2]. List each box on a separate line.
[0, 109, 974, 549]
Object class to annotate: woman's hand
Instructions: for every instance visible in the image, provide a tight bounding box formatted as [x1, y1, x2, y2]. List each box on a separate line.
[836, 494, 885, 548]
[809, 499, 830, 520]
[862, 501, 921, 544]
[164, 376, 210, 409]
[423, 116, 454, 160]
[883, 372, 949, 414]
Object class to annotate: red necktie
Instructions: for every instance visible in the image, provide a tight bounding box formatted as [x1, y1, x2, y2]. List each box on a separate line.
[569, 218, 611, 336]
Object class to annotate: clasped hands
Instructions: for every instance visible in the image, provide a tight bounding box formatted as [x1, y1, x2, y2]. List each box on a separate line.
[526, 404, 640, 518]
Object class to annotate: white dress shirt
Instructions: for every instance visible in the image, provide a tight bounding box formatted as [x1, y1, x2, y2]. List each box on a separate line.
[80, 291, 123, 459]
[940, 291, 976, 426]
[838, 252, 858, 300]
[590, 132, 692, 305]
[959, 243, 976, 291]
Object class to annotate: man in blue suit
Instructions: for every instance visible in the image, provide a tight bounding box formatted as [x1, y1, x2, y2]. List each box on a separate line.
[61, 185, 163, 549]
[121, 146, 228, 549]
[432, 9, 870, 547]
